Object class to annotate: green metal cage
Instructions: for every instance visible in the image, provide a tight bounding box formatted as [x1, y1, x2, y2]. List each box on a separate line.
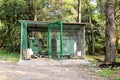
[19, 20, 87, 60]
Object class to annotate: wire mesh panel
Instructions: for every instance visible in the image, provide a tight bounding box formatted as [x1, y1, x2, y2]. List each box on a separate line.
[48, 21, 85, 59]
[62, 24, 85, 58]
[48, 21, 63, 59]
[50, 29, 61, 58]
[76, 27, 85, 57]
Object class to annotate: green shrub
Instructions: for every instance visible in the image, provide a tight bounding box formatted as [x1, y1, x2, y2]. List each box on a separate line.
[0, 50, 20, 63]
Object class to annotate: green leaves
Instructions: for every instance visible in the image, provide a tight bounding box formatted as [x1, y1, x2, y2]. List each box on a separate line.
[101, 68, 116, 77]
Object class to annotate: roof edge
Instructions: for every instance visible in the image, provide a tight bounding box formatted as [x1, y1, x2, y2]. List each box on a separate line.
[19, 20, 90, 25]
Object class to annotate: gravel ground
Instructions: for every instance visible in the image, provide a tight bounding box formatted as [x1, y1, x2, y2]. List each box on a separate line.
[0, 59, 110, 80]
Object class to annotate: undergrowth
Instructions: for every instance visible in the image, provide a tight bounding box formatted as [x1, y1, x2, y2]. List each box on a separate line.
[0, 50, 20, 63]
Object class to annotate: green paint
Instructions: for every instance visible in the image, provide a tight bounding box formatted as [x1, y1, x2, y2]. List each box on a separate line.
[48, 24, 51, 58]
[60, 20, 63, 59]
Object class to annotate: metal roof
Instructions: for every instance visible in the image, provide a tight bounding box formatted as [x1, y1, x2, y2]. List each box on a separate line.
[19, 20, 89, 32]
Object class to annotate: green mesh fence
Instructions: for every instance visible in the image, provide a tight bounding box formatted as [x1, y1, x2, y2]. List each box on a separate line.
[20, 20, 86, 60]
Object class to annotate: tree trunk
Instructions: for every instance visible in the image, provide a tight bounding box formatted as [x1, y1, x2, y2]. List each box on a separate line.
[89, 12, 94, 55]
[104, 0, 116, 64]
[77, 0, 81, 23]
[86, 1, 95, 55]
[90, 24, 94, 55]
[34, 13, 37, 21]
[0, 42, 4, 49]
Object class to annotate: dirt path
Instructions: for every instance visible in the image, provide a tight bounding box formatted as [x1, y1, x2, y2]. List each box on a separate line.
[0, 59, 110, 80]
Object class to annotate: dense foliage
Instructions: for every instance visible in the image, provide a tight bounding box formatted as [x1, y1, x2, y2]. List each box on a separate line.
[0, 0, 120, 58]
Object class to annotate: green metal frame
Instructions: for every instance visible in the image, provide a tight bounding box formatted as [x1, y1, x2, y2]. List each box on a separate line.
[20, 22, 28, 59]
[48, 21, 63, 59]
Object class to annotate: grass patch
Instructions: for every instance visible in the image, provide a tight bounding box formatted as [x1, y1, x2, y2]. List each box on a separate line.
[86, 54, 120, 79]
[0, 50, 20, 63]
[116, 58, 120, 62]
[101, 68, 116, 77]
[86, 54, 120, 63]
[86, 54, 104, 62]
[115, 78, 120, 80]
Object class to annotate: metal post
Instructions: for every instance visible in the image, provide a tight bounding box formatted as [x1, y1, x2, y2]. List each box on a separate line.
[24, 23, 28, 49]
[22, 23, 28, 59]
[60, 21, 63, 59]
[48, 25, 51, 58]
[83, 27, 86, 58]
[20, 23, 23, 60]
